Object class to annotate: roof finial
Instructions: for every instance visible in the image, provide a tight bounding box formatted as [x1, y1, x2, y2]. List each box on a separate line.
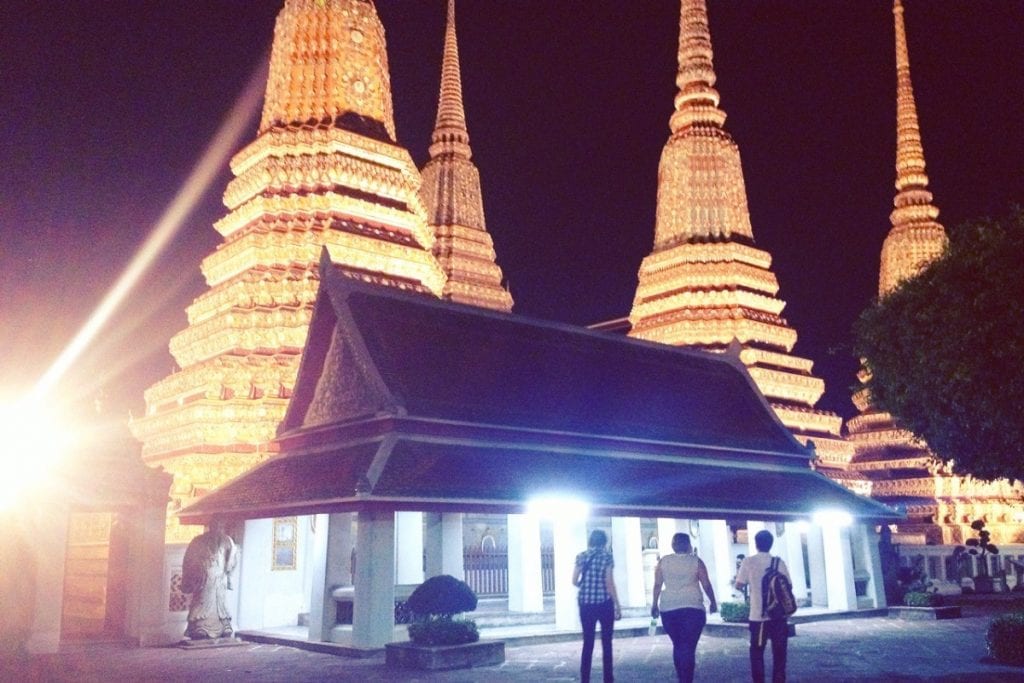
[429, 0, 472, 159]
[670, 0, 728, 133]
[878, 0, 947, 295]
[893, 0, 930, 196]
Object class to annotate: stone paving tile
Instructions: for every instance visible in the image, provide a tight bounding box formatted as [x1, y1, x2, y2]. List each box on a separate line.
[3, 615, 1024, 682]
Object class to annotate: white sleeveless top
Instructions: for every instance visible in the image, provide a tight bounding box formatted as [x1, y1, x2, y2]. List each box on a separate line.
[657, 553, 704, 612]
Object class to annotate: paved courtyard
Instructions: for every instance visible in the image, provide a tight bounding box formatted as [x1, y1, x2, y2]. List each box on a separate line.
[4, 610, 1024, 682]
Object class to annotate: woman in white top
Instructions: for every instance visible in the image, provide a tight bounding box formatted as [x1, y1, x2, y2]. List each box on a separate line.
[651, 532, 718, 683]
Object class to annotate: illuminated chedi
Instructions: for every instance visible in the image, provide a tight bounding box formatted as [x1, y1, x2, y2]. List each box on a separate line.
[420, 0, 512, 312]
[844, 0, 1022, 545]
[628, 0, 852, 465]
[131, 0, 446, 542]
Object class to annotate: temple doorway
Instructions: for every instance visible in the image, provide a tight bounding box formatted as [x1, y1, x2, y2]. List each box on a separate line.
[60, 511, 130, 641]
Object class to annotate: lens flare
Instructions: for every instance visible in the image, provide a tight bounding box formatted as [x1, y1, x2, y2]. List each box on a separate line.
[0, 399, 75, 511]
[29, 57, 269, 404]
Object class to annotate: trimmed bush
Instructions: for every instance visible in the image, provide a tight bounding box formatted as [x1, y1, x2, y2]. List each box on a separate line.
[987, 611, 1024, 666]
[720, 602, 750, 623]
[903, 591, 943, 607]
[407, 575, 478, 619]
[406, 575, 480, 646]
[407, 618, 479, 646]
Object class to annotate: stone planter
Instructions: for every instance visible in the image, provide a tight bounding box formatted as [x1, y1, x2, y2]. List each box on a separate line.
[385, 640, 505, 671]
[888, 605, 962, 620]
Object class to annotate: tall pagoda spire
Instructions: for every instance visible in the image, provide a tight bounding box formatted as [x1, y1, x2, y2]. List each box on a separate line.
[840, 1, 1014, 546]
[420, 0, 513, 312]
[878, 0, 947, 295]
[629, 0, 851, 467]
[131, 0, 445, 542]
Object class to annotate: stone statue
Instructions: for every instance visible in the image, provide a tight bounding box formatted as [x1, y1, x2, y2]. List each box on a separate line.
[182, 520, 238, 640]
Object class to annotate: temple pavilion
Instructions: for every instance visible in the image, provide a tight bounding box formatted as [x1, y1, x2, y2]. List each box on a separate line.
[181, 258, 895, 649]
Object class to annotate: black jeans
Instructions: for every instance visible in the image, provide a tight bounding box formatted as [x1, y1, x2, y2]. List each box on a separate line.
[748, 618, 788, 683]
[660, 607, 706, 683]
[579, 599, 615, 683]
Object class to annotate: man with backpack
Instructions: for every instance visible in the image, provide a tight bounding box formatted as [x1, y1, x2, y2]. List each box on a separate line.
[735, 529, 795, 683]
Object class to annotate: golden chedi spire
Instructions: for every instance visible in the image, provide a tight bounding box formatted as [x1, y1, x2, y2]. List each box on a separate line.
[630, 0, 851, 468]
[842, 2, 1020, 547]
[878, 0, 947, 295]
[131, 0, 446, 542]
[260, 0, 396, 141]
[420, 0, 513, 312]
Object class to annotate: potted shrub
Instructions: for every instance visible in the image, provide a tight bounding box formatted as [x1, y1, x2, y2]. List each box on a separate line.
[964, 520, 1000, 593]
[719, 601, 750, 623]
[385, 575, 504, 670]
[987, 611, 1024, 666]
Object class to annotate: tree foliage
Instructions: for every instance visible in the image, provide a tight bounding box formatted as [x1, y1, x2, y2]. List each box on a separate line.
[854, 207, 1024, 482]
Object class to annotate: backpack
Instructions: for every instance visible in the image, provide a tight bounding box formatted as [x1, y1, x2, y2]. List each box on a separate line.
[761, 557, 797, 620]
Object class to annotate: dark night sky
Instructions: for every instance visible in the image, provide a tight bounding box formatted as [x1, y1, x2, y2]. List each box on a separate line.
[1, 1, 1022, 423]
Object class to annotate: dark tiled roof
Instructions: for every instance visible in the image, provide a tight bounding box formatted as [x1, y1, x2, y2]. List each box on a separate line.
[182, 442, 378, 520]
[373, 440, 891, 519]
[181, 436, 896, 523]
[321, 271, 805, 456]
[182, 266, 899, 524]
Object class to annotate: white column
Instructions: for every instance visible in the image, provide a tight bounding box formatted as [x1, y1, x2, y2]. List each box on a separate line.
[553, 516, 588, 631]
[394, 511, 423, 586]
[124, 496, 171, 646]
[25, 506, 69, 653]
[782, 523, 808, 604]
[423, 513, 462, 579]
[821, 523, 857, 611]
[611, 517, 645, 608]
[441, 513, 464, 578]
[352, 509, 396, 649]
[507, 514, 544, 612]
[309, 513, 353, 642]
[746, 520, 768, 557]
[853, 524, 886, 608]
[699, 520, 735, 604]
[657, 518, 680, 557]
[806, 524, 828, 608]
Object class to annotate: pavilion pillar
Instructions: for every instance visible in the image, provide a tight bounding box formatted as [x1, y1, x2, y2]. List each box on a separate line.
[309, 513, 353, 642]
[611, 517, 645, 608]
[352, 509, 395, 649]
[394, 511, 423, 585]
[821, 522, 857, 611]
[746, 520, 768, 556]
[424, 512, 464, 579]
[852, 523, 886, 608]
[553, 516, 587, 631]
[507, 514, 544, 613]
[24, 506, 68, 654]
[782, 523, 808, 603]
[657, 518, 681, 557]
[698, 519, 735, 604]
[806, 523, 828, 607]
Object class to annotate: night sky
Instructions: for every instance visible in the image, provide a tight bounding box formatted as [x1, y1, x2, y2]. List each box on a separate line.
[2, 1, 1022, 424]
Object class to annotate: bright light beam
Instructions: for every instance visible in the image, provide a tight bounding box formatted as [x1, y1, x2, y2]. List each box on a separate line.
[0, 400, 76, 511]
[30, 57, 269, 404]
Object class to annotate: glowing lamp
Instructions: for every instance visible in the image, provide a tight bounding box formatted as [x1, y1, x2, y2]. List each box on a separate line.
[812, 509, 853, 528]
[526, 495, 590, 521]
[0, 399, 74, 511]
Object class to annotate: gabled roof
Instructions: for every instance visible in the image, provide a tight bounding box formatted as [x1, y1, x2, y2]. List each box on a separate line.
[282, 254, 808, 456]
[182, 253, 898, 524]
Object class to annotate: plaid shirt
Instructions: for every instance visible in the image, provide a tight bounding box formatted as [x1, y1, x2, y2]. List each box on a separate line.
[575, 548, 614, 604]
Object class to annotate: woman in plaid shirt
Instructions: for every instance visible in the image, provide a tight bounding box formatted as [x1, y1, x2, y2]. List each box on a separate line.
[573, 530, 621, 683]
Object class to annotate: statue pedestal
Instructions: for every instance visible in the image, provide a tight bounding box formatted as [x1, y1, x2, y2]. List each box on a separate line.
[178, 637, 247, 650]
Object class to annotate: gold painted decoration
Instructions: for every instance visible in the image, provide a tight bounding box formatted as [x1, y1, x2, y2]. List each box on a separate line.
[132, 0, 446, 539]
[420, 0, 513, 312]
[630, 0, 845, 452]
